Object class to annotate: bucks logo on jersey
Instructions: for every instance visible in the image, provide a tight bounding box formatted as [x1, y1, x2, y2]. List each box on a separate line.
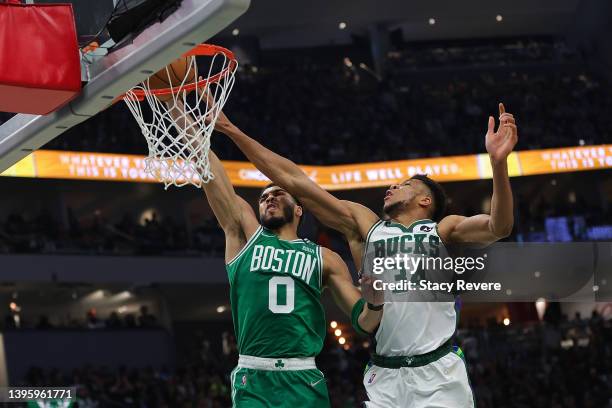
[226, 227, 326, 358]
[370, 220, 441, 259]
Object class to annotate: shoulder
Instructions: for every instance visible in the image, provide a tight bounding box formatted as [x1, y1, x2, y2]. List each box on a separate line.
[319, 247, 355, 289]
[437, 214, 467, 242]
[340, 200, 380, 239]
[225, 225, 263, 266]
[320, 247, 348, 272]
[321, 246, 342, 262]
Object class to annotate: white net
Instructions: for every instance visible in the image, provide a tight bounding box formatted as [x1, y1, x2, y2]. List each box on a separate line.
[123, 47, 237, 188]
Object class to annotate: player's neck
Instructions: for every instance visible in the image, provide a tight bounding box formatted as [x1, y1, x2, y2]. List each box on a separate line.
[268, 224, 299, 241]
[390, 208, 430, 227]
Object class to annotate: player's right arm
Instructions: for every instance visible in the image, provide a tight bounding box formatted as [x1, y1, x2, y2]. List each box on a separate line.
[204, 150, 260, 262]
[166, 102, 259, 263]
[215, 112, 379, 242]
[322, 248, 383, 333]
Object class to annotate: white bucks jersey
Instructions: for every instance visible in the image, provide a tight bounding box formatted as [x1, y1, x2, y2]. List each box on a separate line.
[364, 219, 457, 356]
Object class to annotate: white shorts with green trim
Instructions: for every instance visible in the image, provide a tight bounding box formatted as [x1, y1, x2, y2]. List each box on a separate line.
[362, 351, 475, 407]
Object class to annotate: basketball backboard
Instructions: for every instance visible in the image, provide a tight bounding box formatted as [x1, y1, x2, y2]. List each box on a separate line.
[0, 0, 249, 173]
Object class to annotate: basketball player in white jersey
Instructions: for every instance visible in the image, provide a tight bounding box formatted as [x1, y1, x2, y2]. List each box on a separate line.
[215, 103, 517, 407]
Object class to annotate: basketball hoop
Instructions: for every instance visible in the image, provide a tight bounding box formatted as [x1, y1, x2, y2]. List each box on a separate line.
[122, 44, 237, 189]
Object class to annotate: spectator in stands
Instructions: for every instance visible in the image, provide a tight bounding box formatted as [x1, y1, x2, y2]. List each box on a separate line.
[11, 38, 605, 166]
[106, 311, 123, 329]
[36, 315, 53, 329]
[124, 313, 137, 328]
[86, 308, 104, 329]
[15, 312, 612, 407]
[138, 305, 158, 328]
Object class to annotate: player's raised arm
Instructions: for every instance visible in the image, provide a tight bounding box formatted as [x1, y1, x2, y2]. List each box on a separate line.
[214, 112, 379, 239]
[321, 248, 383, 334]
[438, 103, 517, 246]
[166, 101, 259, 263]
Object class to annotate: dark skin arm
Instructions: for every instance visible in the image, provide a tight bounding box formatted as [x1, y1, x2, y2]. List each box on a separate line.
[439, 103, 517, 245]
[213, 111, 384, 330]
[213, 114, 379, 266]
[322, 248, 382, 332]
[166, 100, 259, 262]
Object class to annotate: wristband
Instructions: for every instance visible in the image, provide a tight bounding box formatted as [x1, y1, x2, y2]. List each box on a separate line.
[367, 302, 384, 311]
[351, 298, 369, 336]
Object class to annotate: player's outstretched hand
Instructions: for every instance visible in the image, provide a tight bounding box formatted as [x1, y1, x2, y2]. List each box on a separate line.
[485, 103, 518, 165]
[195, 76, 234, 133]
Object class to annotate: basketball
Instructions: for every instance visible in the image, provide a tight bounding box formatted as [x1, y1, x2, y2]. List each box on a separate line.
[147, 56, 196, 102]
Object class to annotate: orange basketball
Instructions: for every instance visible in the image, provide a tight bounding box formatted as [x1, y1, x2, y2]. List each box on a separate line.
[147, 56, 196, 102]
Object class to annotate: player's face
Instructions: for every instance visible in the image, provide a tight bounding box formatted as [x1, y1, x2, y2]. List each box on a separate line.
[383, 179, 426, 216]
[258, 186, 299, 229]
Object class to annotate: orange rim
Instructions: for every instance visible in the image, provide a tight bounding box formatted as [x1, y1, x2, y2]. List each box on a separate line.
[121, 44, 237, 102]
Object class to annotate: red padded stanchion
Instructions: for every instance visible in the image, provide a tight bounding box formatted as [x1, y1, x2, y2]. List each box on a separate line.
[0, 2, 81, 114]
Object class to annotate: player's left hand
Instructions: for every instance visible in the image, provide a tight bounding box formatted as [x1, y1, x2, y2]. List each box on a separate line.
[485, 103, 518, 165]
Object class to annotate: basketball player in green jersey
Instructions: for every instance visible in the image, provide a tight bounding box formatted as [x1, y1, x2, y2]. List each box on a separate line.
[166, 101, 383, 408]
[215, 103, 517, 407]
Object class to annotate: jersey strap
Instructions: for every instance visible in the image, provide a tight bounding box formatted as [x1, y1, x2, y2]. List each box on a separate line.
[226, 226, 263, 267]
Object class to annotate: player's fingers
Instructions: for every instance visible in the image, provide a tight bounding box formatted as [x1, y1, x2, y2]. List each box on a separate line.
[506, 124, 518, 143]
[487, 116, 495, 134]
[500, 113, 515, 125]
[503, 123, 518, 135]
[499, 103, 505, 115]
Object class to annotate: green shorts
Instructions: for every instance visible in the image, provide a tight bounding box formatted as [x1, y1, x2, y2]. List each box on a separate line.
[230, 356, 330, 408]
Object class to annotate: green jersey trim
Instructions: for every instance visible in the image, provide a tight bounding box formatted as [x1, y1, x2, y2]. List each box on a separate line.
[383, 219, 434, 233]
[260, 229, 305, 243]
[226, 226, 263, 267]
[360, 219, 384, 272]
[365, 220, 384, 243]
[317, 245, 323, 289]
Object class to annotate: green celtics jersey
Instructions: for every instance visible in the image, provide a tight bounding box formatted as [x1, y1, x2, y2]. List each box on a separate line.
[226, 226, 326, 358]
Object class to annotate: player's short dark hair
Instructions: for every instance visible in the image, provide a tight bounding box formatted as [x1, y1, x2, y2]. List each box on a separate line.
[410, 174, 447, 222]
[260, 183, 304, 226]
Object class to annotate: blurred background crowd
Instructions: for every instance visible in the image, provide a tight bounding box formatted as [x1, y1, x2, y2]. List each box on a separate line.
[15, 311, 612, 408]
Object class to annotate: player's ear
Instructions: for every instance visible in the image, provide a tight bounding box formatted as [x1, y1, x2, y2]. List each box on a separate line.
[295, 205, 303, 218]
[419, 195, 432, 209]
